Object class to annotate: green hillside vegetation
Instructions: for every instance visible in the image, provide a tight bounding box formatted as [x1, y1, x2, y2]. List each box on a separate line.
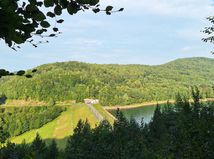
[0, 57, 214, 106]
[10, 104, 111, 149]
[3, 99, 47, 107]
[2, 91, 214, 158]
[0, 106, 64, 138]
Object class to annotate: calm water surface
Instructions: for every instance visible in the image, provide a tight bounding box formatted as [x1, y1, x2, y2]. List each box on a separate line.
[109, 105, 157, 124]
[109, 101, 211, 124]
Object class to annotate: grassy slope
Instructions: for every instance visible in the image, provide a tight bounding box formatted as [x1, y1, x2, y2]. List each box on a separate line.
[10, 104, 99, 149]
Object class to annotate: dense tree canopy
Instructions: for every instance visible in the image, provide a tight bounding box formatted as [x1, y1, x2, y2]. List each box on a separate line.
[0, 0, 123, 50]
[0, 57, 214, 106]
[0, 106, 65, 140]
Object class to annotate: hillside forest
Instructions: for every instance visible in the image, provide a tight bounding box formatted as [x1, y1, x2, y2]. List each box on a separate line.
[0, 106, 65, 140]
[0, 57, 214, 106]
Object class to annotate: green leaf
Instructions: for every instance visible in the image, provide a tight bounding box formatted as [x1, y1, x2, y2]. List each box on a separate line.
[92, 8, 100, 13]
[36, 29, 44, 34]
[106, 11, 111, 15]
[26, 4, 38, 12]
[49, 34, 56, 37]
[33, 12, 46, 21]
[5, 39, 12, 47]
[119, 8, 124, 12]
[57, 19, 64, 23]
[54, 5, 62, 15]
[59, 0, 68, 8]
[13, 35, 24, 44]
[44, 0, 54, 7]
[106, 6, 113, 12]
[36, 2, 43, 7]
[47, 12, 55, 18]
[53, 27, 59, 32]
[76, 0, 90, 4]
[40, 21, 50, 28]
[67, 3, 79, 15]
[89, 0, 99, 6]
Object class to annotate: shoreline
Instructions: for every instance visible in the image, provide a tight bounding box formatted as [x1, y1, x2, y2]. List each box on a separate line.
[104, 98, 214, 110]
[104, 100, 174, 110]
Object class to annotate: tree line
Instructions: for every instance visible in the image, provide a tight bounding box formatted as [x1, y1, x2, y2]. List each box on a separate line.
[1, 88, 214, 158]
[0, 106, 65, 138]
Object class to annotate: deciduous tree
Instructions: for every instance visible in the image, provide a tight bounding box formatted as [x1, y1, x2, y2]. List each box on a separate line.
[0, 0, 123, 50]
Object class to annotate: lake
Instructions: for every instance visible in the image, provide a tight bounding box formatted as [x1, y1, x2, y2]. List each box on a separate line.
[109, 105, 157, 124]
[108, 101, 214, 124]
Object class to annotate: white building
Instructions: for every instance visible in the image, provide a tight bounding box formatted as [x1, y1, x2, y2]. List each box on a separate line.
[84, 99, 99, 104]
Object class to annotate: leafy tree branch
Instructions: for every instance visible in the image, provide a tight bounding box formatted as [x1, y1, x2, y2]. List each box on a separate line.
[0, 0, 123, 50]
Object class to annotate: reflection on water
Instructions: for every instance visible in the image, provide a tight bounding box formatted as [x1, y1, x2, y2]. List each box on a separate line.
[109, 105, 157, 124]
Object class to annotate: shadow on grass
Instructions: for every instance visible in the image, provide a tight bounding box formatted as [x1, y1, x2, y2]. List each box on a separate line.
[11, 136, 70, 150]
[44, 137, 70, 150]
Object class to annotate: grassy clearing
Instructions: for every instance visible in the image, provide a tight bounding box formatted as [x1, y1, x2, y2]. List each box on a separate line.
[4, 99, 47, 107]
[10, 104, 99, 149]
[93, 104, 116, 125]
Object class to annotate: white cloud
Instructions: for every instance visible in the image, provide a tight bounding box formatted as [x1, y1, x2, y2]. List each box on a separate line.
[101, 0, 214, 18]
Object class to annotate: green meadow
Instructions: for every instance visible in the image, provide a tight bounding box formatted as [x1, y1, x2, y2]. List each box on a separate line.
[10, 104, 113, 149]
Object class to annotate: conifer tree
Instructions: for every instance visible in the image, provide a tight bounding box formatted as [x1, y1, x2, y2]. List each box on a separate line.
[0, 117, 9, 144]
[47, 140, 58, 159]
[31, 133, 47, 159]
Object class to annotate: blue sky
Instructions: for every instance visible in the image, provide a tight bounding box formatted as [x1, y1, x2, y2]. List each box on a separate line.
[0, 0, 214, 71]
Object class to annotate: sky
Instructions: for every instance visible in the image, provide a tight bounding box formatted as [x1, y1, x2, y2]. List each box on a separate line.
[0, 0, 214, 71]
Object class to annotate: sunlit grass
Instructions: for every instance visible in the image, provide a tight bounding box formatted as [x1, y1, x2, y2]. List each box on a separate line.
[10, 104, 100, 149]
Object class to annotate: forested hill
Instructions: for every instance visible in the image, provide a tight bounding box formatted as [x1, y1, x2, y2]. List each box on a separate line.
[0, 57, 214, 106]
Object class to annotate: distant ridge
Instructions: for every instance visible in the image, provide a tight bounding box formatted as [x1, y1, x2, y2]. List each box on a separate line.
[164, 57, 214, 65]
[0, 57, 214, 106]
[36, 57, 214, 67]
